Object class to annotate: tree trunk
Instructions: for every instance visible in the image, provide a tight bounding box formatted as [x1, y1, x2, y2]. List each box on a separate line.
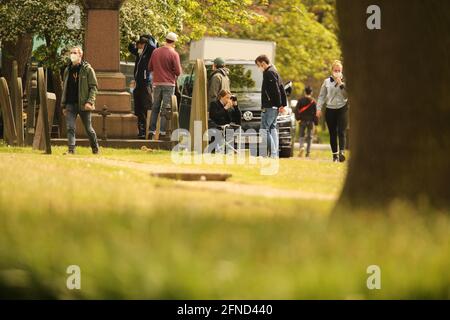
[1, 34, 33, 85]
[336, 0, 450, 209]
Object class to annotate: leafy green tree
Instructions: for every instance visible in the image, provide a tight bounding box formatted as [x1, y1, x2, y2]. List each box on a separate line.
[303, 0, 338, 33]
[1, 0, 83, 75]
[0, 0, 36, 83]
[229, 0, 341, 94]
[228, 65, 256, 91]
[0, 0, 84, 134]
[120, 0, 264, 61]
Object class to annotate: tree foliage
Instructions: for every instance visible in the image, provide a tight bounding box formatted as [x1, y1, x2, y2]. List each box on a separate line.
[120, 0, 264, 60]
[0, 0, 84, 96]
[1, 0, 340, 94]
[229, 0, 341, 93]
[0, 0, 84, 69]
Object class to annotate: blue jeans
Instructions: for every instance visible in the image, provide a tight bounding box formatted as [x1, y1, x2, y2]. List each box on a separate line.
[66, 103, 98, 150]
[261, 107, 279, 157]
[149, 85, 175, 135]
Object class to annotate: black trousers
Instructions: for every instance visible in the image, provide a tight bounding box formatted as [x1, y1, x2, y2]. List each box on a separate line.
[133, 85, 153, 136]
[325, 105, 348, 153]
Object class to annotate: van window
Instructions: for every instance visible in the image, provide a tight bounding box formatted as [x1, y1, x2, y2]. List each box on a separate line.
[206, 64, 260, 93]
[229, 65, 260, 93]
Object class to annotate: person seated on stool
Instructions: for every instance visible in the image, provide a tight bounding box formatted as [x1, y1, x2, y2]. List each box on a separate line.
[208, 89, 242, 153]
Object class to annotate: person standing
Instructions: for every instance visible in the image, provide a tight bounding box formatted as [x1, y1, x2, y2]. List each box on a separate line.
[61, 46, 99, 154]
[128, 34, 158, 139]
[255, 54, 286, 158]
[147, 32, 182, 140]
[295, 86, 317, 158]
[317, 60, 348, 162]
[208, 57, 230, 107]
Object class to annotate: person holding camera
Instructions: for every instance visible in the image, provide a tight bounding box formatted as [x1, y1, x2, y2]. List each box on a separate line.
[209, 89, 241, 127]
[128, 34, 158, 139]
[208, 90, 241, 153]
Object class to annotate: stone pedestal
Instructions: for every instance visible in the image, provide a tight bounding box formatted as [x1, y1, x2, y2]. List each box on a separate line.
[81, 0, 136, 136]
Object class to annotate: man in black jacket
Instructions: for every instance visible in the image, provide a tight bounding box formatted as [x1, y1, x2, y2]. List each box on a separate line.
[255, 54, 286, 158]
[128, 34, 158, 139]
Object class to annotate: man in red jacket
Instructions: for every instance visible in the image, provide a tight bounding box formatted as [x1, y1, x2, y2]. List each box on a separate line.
[147, 32, 182, 139]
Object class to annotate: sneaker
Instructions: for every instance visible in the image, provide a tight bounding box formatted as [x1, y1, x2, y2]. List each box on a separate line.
[298, 147, 305, 157]
[339, 152, 346, 163]
[92, 147, 99, 154]
[64, 150, 75, 155]
[147, 132, 155, 140]
[333, 154, 339, 162]
[305, 152, 310, 158]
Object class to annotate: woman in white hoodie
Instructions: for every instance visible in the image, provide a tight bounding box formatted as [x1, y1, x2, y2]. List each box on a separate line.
[317, 60, 348, 162]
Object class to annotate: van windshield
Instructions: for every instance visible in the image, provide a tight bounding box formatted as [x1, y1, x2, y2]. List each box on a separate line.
[228, 65, 261, 93]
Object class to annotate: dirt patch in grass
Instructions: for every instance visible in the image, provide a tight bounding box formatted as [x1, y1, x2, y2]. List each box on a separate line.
[72, 157, 336, 201]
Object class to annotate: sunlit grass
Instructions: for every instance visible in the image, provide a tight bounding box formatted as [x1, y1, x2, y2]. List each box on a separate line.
[0, 146, 448, 299]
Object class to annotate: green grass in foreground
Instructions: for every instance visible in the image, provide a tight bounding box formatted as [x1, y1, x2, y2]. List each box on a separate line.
[0, 146, 448, 299]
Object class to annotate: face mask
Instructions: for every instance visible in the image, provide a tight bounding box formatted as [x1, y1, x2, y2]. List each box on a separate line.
[333, 72, 343, 79]
[138, 48, 143, 55]
[70, 54, 79, 64]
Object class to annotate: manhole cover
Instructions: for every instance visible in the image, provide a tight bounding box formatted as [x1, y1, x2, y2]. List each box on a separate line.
[151, 172, 231, 181]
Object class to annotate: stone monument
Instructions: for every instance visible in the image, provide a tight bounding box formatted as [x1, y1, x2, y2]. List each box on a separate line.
[78, 0, 138, 139]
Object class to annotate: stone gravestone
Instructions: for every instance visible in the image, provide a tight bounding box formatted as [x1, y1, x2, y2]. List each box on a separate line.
[189, 59, 208, 152]
[168, 95, 180, 143]
[171, 95, 179, 134]
[0, 77, 18, 145]
[16, 78, 25, 146]
[33, 93, 56, 152]
[11, 61, 24, 146]
[32, 68, 53, 154]
[25, 62, 38, 146]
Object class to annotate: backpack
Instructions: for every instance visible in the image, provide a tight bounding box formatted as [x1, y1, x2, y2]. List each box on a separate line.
[295, 98, 315, 121]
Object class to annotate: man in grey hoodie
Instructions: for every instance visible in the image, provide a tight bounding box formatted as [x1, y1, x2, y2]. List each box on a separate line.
[208, 57, 231, 107]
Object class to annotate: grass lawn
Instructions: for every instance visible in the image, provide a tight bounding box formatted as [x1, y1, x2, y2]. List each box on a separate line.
[0, 145, 448, 299]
